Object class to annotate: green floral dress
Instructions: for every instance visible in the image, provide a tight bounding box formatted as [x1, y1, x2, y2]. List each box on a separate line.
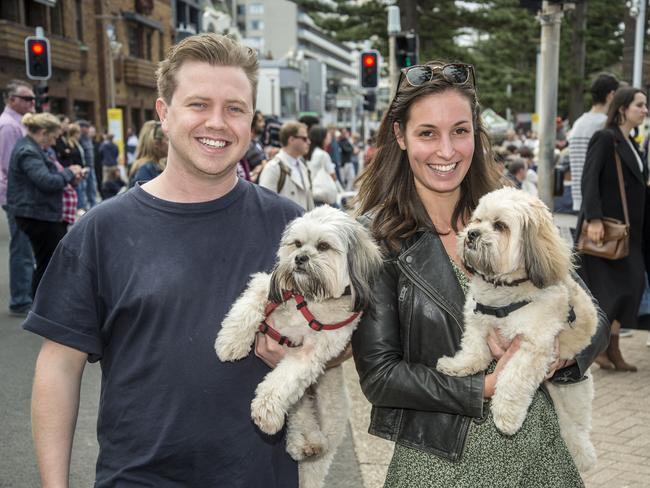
[383, 261, 584, 488]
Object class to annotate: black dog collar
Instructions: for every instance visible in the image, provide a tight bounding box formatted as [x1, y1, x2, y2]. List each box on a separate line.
[474, 300, 531, 318]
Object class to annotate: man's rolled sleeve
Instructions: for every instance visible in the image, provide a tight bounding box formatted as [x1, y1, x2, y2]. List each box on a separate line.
[22, 242, 103, 362]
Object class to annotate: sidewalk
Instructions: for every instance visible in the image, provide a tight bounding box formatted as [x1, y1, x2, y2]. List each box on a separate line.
[342, 330, 650, 488]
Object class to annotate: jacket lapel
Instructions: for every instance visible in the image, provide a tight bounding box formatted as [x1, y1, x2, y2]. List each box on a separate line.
[398, 232, 465, 327]
[613, 127, 645, 184]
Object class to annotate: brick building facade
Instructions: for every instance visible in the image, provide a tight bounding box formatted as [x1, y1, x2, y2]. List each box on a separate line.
[0, 0, 173, 135]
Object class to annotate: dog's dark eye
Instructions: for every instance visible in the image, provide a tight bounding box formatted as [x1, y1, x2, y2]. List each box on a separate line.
[317, 242, 330, 252]
[294, 240, 302, 248]
[493, 221, 507, 232]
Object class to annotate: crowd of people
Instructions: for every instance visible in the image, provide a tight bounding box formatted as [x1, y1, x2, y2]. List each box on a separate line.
[1, 31, 648, 488]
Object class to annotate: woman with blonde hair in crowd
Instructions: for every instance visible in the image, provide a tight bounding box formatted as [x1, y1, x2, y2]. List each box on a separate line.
[128, 120, 168, 187]
[6, 112, 83, 295]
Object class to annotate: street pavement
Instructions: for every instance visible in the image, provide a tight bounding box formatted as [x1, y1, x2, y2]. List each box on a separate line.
[1, 212, 649, 487]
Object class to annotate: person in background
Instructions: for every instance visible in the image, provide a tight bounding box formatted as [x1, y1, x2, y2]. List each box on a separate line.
[89, 125, 103, 191]
[577, 86, 649, 372]
[306, 125, 338, 206]
[0, 79, 37, 316]
[505, 158, 526, 189]
[569, 73, 619, 213]
[128, 121, 168, 187]
[259, 121, 314, 210]
[352, 60, 608, 487]
[245, 110, 267, 183]
[102, 167, 126, 199]
[327, 126, 342, 182]
[125, 127, 138, 173]
[98, 133, 119, 184]
[79, 121, 98, 210]
[6, 112, 83, 296]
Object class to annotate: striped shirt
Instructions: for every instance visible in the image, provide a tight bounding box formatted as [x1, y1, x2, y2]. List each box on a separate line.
[568, 111, 607, 211]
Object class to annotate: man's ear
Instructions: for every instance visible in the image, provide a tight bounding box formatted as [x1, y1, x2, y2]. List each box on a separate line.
[393, 121, 406, 150]
[156, 98, 169, 132]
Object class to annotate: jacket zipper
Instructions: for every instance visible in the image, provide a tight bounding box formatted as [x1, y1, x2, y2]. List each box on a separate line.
[397, 260, 464, 335]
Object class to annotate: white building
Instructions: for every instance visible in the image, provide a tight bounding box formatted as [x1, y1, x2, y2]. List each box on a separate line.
[235, 0, 360, 126]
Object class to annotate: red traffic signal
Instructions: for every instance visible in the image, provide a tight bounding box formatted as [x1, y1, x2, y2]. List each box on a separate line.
[31, 42, 45, 55]
[25, 36, 51, 80]
[360, 50, 379, 88]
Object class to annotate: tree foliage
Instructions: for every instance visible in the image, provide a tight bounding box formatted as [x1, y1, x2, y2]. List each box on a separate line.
[291, 0, 627, 118]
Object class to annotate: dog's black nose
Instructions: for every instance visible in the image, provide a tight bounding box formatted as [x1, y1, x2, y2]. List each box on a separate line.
[467, 229, 480, 243]
[295, 254, 309, 265]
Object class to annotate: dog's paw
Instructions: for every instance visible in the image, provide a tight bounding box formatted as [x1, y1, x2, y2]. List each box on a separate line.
[436, 356, 465, 376]
[491, 406, 525, 436]
[215, 332, 251, 362]
[251, 392, 286, 435]
[287, 430, 328, 461]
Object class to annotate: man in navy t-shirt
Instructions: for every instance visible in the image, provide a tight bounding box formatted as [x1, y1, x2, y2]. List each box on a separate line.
[24, 34, 302, 487]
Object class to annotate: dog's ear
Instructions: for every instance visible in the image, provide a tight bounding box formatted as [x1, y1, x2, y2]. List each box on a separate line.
[522, 201, 572, 288]
[347, 222, 383, 312]
[268, 264, 284, 303]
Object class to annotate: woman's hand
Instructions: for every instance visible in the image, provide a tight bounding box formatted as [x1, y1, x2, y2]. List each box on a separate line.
[544, 336, 576, 379]
[587, 219, 605, 244]
[484, 334, 521, 398]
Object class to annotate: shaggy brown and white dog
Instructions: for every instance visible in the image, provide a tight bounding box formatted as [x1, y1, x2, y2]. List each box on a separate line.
[215, 206, 382, 488]
[436, 187, 598, 471]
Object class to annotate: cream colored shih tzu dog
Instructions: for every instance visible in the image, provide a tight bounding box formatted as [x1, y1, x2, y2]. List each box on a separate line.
[215, 206, 382, 488]
[436, 187, 598, 471]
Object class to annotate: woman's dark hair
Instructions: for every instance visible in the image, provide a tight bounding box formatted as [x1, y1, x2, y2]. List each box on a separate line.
[306, 125, 328, 160]
[251, 110, 263, 131]
[355, 61, 502, 252]
[606, 87, 646, 128]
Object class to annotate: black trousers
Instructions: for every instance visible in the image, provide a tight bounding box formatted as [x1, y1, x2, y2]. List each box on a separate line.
[15, 217, 67, 298]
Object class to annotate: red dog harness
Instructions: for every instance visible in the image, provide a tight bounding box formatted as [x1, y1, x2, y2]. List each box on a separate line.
[258, 290, 360, 348]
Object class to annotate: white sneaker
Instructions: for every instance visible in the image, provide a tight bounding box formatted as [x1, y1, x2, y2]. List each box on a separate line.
[619, 328, 634, 338]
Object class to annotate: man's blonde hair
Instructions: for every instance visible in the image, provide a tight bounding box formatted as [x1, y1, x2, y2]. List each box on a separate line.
[156, 34, 259, 106]
[280, 121, 307, 147]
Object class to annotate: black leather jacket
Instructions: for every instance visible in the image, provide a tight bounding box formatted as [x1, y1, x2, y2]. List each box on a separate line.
[352, 229, 610, 461]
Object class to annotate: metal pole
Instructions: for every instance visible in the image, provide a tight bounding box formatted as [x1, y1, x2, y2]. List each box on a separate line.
[633, 0, 646, 87]
[387, 6, 400, 96]
[537, 1, 563, 209]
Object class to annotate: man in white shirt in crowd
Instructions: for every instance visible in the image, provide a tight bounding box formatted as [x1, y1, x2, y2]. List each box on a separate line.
[568, 73, 619, 212]
[259, 121, 314, 210]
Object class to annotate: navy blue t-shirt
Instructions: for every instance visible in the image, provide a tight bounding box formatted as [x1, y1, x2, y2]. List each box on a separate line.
[24, 179, 302, 487]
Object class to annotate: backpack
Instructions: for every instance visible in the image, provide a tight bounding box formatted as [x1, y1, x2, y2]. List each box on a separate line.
[272, 156, 311, 194]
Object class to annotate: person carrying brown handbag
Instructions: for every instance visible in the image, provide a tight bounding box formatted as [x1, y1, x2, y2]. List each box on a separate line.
[577, 86, 649, 372]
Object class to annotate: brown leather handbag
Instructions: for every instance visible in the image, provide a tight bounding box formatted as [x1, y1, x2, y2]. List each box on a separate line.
[576, 148, 630, 260]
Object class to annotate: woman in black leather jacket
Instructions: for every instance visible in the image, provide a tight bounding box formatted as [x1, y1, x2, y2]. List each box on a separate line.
[352, 61, 609, 487]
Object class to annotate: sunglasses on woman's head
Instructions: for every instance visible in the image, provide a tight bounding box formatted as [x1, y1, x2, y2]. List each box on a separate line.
[401, 63, 475, 88]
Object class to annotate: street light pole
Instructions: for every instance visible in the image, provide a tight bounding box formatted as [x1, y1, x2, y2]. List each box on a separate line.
[387, 6, 400, 96]
[632, 0, 646, 87]
[537, 1, 564, 209]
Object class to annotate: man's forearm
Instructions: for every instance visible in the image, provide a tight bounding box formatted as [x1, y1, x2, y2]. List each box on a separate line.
[31, 340, 87, 488]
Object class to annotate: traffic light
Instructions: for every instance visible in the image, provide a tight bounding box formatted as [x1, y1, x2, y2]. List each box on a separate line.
[362, 93, 376, 112]
[34, 85, 49, 113]
[25, 36, 51, 80]
[395, 33, 418, 69]
[360, 50, 379, 88]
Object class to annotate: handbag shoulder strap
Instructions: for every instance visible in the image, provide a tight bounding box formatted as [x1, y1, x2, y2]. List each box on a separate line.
[614, 142, 630, 226]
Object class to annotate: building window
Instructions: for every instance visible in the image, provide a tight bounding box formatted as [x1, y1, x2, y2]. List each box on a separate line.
[281, 87, 297, 118]
[146, 30, 153, 61]
[159, 31, 165, 61]
[237, 4, 245, 15]
[50, 0, 64, 36]
[250, 20, 264, 31]
[75, 0, 84, 42]
[73, 100, 93, 124]
[128, 23, 143, 59]
[249, 4, 264, 15]
[25, 0, 47, 29]
[0, 0, 20, 22]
